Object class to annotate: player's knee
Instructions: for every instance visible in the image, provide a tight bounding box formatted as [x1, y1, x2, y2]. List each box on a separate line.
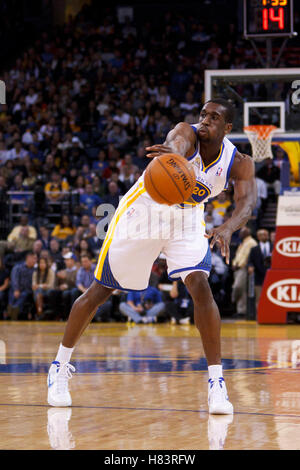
[185, 271, 214, 306]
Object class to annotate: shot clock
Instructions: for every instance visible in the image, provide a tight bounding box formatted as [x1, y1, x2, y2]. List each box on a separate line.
[244, 0, 295, 38]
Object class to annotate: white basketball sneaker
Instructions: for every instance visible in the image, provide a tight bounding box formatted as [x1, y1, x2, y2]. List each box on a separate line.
[208, 377, 234, 415]
[47, 361, 75, 407]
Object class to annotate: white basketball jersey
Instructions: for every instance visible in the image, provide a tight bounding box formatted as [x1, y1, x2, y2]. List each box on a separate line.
[182, 124, 237, 207]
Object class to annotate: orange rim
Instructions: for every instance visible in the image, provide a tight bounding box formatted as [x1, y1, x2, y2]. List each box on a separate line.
[244, 125, 278, 140]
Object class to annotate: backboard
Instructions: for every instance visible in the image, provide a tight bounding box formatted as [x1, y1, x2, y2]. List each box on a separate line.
[205, 68, 300, 144]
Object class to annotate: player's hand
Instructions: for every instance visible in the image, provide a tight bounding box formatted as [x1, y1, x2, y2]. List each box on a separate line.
[204, 226, 232, 265]
[145, 144, 173, 158]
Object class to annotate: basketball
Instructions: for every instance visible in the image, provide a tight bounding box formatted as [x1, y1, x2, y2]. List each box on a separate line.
[144, 153, 196, 205]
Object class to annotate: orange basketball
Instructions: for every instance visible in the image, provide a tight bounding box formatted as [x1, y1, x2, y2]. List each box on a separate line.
[144, 153, 196, 205]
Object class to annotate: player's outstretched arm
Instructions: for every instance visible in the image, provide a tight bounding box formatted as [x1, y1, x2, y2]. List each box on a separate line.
[145, 122, 196, 159]
[205, 152, 257, 264]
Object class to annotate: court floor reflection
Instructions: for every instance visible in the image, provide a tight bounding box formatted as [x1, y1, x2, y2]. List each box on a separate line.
[1, 321, 300, 449]
[46, 406, 233, 451]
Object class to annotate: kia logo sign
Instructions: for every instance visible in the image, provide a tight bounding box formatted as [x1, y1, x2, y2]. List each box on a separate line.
[276, 237, 300, 257]
[267, 279, 300, 308]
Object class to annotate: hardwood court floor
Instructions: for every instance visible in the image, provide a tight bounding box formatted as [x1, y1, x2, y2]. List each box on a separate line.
[0, 320, 300, 450]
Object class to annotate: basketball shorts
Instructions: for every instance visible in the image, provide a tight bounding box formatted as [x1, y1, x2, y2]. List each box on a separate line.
[94, 179, 211, 291]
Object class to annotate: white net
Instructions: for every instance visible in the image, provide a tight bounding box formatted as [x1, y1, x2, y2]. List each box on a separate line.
[244, 125, 278, 162]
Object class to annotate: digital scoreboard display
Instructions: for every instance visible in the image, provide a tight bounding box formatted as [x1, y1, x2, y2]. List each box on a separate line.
[244, 0, 295, 38]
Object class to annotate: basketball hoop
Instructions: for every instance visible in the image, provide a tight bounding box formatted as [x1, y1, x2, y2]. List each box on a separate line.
[244, 125, 278, 162]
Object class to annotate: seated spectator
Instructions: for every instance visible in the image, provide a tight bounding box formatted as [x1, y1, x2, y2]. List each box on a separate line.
[7, 215, 37, 243]
[75, 239, 94, 260]
[74, 214, 91, 244]
[92, 175, 105, 197]
[273, 146, 289, 170]
[32, 257, 55, 318]
[54, 252, 79, 319]
[255, 177, 268, 212]
[1, 219, 35, 269]
[57, 133, 73, 152]
[79, 183, 102, 215]
[25, 87, 38, 107]
[256, 158, 281, 199]
[117, 153, 138, 173]
[102, 157, 120, 180]
[113, 108, 130, 127]
[179, 91, 199, 115]
[103, 181, 121, 209]
[49, 238, 65, 271]
[7, 140, 28, 162]
[133, 145, 149, 171]
[151, 255, 172, 303]
[23, 165, 38, 190]
[169, 280, 194, 325]
[231, 227, 257, 317]
[74, 254, 96, 298]
[7, 252, 37, 320]
[157, 85, 171, 109]
[107, 124, 129, 150]
[248, 229, 273, 310]
[81, 164, 93, 183]
[9, 173, 30, 206]
[9, 226, 35, 259]
[211, 192, 232, 222]
[51, 215, 76, 241]
[44, 171, 70, 202]
[204, 202, 223, 228]
[119, 163, 136, 192]
[40, 117, 58, 140]
[38, 226, 51, 250]
[0, 257, 9, 318]
[33, 239, 43, 258]
[109, 170, 127, 194]
[73, 175, 87, 195]
[43, 154, 57, 179]
[85, 223, 102, 258]
[119, 286, 165, 324]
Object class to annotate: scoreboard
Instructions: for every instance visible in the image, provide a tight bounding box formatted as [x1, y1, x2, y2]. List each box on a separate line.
[244, 0, 295, 38]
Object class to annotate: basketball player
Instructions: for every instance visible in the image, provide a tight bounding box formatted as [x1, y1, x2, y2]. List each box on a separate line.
[47, 99, 257, 414]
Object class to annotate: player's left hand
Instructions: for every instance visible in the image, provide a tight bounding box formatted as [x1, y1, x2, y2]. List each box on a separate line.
[204, 226, 232, 265]
[145, 144, 173, 158]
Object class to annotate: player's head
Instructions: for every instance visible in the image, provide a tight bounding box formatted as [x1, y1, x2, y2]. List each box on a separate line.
[198, 99, 234, 143]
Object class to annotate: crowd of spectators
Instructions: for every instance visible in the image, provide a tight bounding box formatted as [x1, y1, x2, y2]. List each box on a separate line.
[0, 4, 286, 322]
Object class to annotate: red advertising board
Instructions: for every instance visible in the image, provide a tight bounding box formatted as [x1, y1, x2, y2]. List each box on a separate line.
[257, 195, 300, 323]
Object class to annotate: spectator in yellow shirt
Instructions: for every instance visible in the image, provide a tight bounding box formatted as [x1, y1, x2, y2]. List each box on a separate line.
[211, 192, 232, 222]
[44, 171, 70, 202]
[7, 215, 37, 243]
[51, 215, 76, 241]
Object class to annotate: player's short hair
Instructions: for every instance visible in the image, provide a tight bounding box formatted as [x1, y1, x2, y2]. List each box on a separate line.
[204, 98, 235, 124]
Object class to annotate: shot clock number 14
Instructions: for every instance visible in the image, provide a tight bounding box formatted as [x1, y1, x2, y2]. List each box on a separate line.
[244, 0, 295, 38]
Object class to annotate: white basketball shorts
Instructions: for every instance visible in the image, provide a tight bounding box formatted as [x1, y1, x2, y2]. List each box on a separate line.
[94, 180, 211, 291]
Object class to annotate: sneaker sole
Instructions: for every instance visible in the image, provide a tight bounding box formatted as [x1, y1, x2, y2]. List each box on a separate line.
[209, 403, 234, 415]
[47, 393, 72, 407]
